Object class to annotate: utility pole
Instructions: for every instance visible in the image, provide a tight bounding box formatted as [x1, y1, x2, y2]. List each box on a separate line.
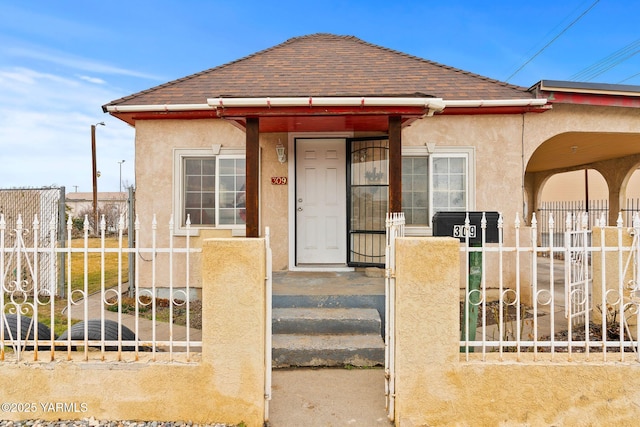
[91, 122, 105, 233]
[118, 159, 126, 193]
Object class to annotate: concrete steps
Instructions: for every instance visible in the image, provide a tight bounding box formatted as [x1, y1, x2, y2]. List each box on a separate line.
[272, 307, 385, 368]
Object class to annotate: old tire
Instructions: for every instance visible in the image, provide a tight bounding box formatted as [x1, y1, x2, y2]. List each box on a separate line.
[59, 319, 137, 351]
[2, 313, 56, 350]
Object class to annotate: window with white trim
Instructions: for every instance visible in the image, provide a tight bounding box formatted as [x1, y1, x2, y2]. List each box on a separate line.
[432, 155, 467, 213]
[402, 147, 474, 229]
[174, 148, 246, 231]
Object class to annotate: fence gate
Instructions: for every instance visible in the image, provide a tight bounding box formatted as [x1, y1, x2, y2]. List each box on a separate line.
[564, 213, 591, 328]
[0, 187, 65, 296]
[384, 212, 404, 422]
[264, 226, 273, 423]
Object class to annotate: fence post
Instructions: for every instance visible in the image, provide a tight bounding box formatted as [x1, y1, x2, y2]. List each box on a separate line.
[201, 237, 267, 426]
[461, 243, 481, 349]
[58, 186, 66, 297]
[127, 186, 135, 297]
[394, 236, 460, 425]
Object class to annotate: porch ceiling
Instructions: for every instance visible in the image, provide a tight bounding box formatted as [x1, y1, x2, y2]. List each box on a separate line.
[526, 132, 640, 173]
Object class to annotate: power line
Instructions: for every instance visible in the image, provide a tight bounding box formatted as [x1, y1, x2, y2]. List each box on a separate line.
[570, 39, 640, 81]
[618, 71, 640, 84]
[505, 0, 600, 82]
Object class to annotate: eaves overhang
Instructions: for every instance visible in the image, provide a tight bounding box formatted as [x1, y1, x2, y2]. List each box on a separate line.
[104, 96, 550, 131]
[530, 80, 640, 108]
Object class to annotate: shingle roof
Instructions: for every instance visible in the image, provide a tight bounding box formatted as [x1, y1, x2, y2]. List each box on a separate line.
[104, 33, 531, 108]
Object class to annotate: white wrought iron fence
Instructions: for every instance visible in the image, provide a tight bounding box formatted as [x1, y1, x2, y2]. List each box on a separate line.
[0, 213, 201, 362]
[459, 211, 640, 362]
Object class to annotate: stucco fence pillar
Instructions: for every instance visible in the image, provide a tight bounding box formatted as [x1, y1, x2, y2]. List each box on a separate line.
[393, 237, 640, 426]
[0, 237, 267, 427]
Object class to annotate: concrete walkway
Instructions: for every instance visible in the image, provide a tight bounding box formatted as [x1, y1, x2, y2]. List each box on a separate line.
[269, 368, 392, 426]
[269, 271, 391, 425]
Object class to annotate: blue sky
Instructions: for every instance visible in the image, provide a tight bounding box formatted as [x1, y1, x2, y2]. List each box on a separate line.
[1, 0, 638, 192]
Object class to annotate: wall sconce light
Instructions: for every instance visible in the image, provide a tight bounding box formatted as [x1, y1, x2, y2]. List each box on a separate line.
[276, 141, 287, 163]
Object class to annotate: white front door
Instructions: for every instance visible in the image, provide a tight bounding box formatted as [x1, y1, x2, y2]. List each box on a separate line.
[295, 138, 347, 264]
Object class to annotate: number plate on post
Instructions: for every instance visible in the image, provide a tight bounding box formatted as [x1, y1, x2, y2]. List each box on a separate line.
[453, 224, 476, 239]
[432, 211, 501, 244]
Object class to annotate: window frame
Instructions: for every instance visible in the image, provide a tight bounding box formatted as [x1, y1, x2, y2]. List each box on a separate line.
[173, 147, 246, 236]
[401, 146, 475, 236]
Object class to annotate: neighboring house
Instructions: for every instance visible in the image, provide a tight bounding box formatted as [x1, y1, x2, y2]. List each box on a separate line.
[102, 33, 640, 289]
[66, 192, 128, 217]
[66, 191, 129, 231]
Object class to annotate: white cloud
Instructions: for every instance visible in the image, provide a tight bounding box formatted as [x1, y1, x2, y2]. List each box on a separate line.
[79, 75, 106, 85]
[5, 46, 164, 81]
[0, 65, 135, 193]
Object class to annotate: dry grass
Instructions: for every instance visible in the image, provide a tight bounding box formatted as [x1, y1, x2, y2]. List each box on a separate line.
[68, 237, 130, 295]
[4, 237, 130, 337]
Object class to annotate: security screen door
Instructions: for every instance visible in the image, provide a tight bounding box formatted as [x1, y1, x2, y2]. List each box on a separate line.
[347, 137, 389, 267]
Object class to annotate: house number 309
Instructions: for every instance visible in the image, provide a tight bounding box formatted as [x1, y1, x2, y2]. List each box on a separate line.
[453, 224, 476, 239]
[271, 177, 287, 185]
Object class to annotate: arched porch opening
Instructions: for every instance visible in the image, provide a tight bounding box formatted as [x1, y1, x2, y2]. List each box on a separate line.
[537, 169, 608, 244]
[622, 166, 640, 225]
[525, 131, 640, 226]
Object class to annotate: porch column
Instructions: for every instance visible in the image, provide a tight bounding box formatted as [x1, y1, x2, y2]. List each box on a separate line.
[246, 117, 260, 237]
[389, 115, 402, 213]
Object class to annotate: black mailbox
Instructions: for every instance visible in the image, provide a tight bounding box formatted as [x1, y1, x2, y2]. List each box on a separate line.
[432, 211, 501, 244]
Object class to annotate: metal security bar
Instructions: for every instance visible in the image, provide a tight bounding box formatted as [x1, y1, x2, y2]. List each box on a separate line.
[0, 213, 201, 362]
[348, 137, 389, 266]
[537, 200, 607, 255]
[459, 211, 640, 363]
[623, 198, 640, 227]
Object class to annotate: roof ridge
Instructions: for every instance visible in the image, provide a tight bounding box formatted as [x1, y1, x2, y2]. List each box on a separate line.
[103, 33, 529, 109]
[104, 33, 353, 108]
[346, 35, 527, 93]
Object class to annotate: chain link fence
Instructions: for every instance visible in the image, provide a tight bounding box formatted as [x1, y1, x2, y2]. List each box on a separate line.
[0, 187, 65, 295]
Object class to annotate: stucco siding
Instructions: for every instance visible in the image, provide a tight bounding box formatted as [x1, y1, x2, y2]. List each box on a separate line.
[131, 103, 640, 282]
[134, 119, 245, 291]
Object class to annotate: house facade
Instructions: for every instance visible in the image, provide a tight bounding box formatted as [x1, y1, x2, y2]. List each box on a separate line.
[103, 34, 640, 288]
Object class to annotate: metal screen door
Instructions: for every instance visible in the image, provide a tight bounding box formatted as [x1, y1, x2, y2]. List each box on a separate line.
[347, 137, 389, 267]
